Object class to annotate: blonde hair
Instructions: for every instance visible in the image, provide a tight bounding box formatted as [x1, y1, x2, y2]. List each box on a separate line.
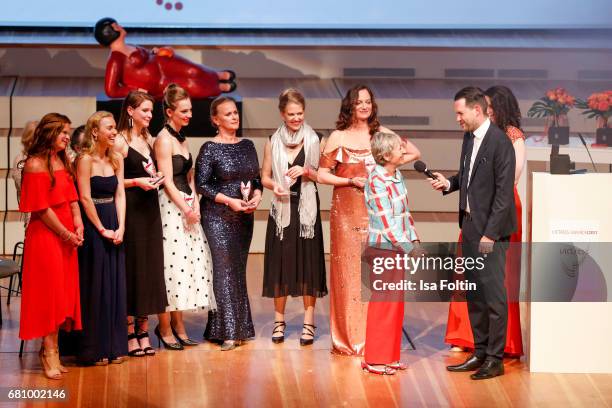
[370, 131, 401, 165]
[81, 111, 121, 171]
[20, 121, 38, 153]
[278, 88, 305, 112]
[163, 83, 190, 118]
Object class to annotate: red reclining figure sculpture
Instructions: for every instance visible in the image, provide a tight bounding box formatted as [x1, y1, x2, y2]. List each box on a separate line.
[95, 17, 236, 100]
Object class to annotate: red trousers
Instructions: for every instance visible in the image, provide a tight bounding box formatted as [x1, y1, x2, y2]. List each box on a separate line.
[363, 245, 405, 364]
[364, 301, 405, 364]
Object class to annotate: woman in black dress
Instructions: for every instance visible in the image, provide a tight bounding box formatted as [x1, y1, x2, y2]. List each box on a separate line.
[261, 89, 327, 346]
[75, 111, 127, 365]
[196, 96, 263, 351]
[113, 91, 167, 356]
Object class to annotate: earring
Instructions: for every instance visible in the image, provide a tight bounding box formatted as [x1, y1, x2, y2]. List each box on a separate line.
[128, 117, 133, 128]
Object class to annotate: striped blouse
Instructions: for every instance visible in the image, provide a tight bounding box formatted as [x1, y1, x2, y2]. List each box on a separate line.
[364, 164, 419, 253]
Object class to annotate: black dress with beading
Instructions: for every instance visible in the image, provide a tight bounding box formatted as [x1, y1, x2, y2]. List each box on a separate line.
[196, 139, 262, 341]
[123, 146, 168, 316]
[76, 175, 127, 364]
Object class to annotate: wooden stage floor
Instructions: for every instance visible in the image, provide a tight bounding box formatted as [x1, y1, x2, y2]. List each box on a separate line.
[1, 255, 611, 407]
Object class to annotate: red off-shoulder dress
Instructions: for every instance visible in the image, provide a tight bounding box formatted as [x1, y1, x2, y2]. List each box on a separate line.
[19, 169, 81, 340]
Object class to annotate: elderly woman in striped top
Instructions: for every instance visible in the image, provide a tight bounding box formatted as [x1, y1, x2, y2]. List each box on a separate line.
[362, 131, 420, 375]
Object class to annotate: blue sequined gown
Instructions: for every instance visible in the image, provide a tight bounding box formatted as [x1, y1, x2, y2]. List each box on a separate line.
[196, 139, 262, 341]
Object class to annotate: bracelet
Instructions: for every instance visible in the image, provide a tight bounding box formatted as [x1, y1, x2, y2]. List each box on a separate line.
[348, 177, 354, 186]
[60, 230, 72, 241]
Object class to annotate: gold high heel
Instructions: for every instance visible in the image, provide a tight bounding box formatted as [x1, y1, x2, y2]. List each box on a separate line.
[39, 348, 63, 380]
[55, 348, 68, 373]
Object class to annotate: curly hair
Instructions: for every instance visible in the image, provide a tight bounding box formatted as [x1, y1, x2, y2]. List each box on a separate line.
[25, 113, 72, 185]
[485, 86, 522, 132]
[336, 84, 380, 136]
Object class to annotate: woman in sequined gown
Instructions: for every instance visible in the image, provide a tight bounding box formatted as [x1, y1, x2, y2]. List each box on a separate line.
[318, 85, 420, 356]
[196, 97, 263, 351]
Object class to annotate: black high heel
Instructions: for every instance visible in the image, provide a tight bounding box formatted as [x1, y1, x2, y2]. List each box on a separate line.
[154, 325, 184, 351]
[171, 326, 199, 347]
[137, 331, 156, 356]
[272, 321, 286, 344]
[220, 69, 236, 83]
[128, 332, 145, 357]
[300, 323, 316, 346]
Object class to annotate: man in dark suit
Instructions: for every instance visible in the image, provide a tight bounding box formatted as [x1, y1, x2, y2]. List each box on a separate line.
[429, 86, 516, 380]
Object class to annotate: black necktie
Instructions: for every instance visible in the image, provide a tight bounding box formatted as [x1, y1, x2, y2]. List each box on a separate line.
[460, 133, 475, 211]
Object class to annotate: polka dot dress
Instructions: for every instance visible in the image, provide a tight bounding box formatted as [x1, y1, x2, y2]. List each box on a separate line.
[159, 190, 216, 312]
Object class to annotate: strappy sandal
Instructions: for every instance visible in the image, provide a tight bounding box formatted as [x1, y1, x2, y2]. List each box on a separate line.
[385, 361, 408, 370]
[136, 317, 156, 356]
[361, 361, 396, 375]
[272, 321, 286, 344]
[300, 323, 316, 346]
[127, 321, 145, 357]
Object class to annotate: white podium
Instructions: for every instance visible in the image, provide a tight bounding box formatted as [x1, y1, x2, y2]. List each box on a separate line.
[527, 172, 612, 373]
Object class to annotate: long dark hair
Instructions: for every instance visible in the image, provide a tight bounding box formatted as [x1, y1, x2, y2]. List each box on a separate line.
[116, 91, 155, 142]
[25, 113, 72, 185]
[485, 86, 522, 132]
[336, 84, 380, 136]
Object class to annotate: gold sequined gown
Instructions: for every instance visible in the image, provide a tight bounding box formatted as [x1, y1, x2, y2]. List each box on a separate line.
[320, 146, 374, 356]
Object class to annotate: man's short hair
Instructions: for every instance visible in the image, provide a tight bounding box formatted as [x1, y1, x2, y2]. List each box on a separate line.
[454, 86, 488, 113]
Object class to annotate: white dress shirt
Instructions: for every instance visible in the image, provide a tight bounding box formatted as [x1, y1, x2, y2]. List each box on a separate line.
[466, 118, 490, 213]
[445, 118, 491, 213]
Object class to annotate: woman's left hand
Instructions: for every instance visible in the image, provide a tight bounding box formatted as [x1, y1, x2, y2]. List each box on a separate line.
[113, 227, 125, 245]
[74, 222, 84, 241]
[286, 166, 305, 180]
[244, 191, 262, 213]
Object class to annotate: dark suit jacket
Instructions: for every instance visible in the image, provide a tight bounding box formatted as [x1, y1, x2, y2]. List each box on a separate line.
[444, 122, 517, 241]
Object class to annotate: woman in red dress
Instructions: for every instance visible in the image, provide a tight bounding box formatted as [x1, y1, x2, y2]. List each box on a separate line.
[19, 113, 84, 379]
[444, 85, 525, 357]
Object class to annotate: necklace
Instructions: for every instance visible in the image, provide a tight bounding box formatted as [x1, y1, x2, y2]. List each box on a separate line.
[164, 123, 185, 143]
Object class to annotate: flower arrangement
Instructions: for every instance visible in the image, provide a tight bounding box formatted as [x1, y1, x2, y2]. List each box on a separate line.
[527, 87, 575, 126]
[576, 91, 612, 128]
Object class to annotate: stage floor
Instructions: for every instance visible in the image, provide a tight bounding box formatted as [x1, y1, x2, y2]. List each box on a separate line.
[1, 255, 611, 407]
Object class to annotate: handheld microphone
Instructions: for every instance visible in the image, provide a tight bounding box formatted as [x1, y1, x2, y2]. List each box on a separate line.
[413, 160, 438, 179]
[577, 133, 598, 173]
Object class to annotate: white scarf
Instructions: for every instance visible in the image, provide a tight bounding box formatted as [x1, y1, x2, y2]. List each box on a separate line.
[270, 122, 319, 240]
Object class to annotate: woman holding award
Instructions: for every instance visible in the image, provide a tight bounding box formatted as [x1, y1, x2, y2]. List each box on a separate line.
[154, 84, 216, 350]
[114, 91, 168, 357]
[196, 96, 262, 351]
[261, 88, 327, 346]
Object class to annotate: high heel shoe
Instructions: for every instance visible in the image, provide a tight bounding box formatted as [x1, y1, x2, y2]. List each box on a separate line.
[39, 348, 62, 380]
[220, 69, 236, 83]
[272, 321, 286, 344]
[154, 326, 184, 351]
[137, 331, 157, 355]
[127, 333, 145, 357]
[386, 361, 408, 370]
[54, 348, 68, 373]
[171, 326, 199, 347]
[220, 340, 240, 351]
[361, 361, 396, 375]
[300, 323, 316, 346]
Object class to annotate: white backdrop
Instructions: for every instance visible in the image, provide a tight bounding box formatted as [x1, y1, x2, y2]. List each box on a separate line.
[1, 0, 611, 29]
